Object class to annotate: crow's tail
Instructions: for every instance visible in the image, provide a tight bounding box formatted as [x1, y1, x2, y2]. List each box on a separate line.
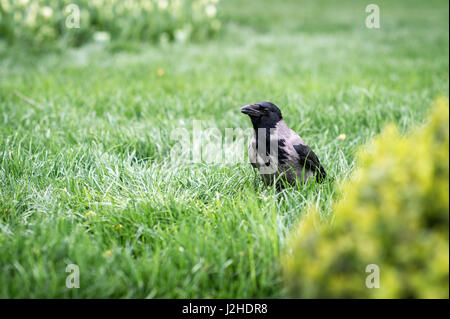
[315, 165, 327, 183]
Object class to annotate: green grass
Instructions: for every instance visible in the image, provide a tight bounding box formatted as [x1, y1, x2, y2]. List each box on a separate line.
[0, 0, 448, 298]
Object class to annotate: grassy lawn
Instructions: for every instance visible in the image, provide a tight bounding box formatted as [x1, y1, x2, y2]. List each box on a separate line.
[0, 0, 448, 298]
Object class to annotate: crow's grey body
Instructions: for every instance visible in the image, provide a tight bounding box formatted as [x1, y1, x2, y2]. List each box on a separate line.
[241, 102, 326, 187]
[248, 119, 314, 185]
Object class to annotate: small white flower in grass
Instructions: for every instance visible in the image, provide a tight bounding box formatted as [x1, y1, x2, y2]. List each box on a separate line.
[41, 6, 53, 18]
[338, 133, 347, 141]
[205, 4, 217, 18]
[175, 29, 189, 43]
[142, 0, 154, 11]
[93, 31, 110, 43]
[158, 0, 168, 9]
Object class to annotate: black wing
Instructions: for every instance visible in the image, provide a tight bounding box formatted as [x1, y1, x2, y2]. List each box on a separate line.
[293, 144, 327, 182]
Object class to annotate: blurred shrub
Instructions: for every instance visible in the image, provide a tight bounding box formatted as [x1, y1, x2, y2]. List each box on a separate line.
[282, 97, 449, 298]
[0, 0, 221, 47]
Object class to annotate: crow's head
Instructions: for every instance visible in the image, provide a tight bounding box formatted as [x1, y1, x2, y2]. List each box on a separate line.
[240, 102, 283, 129]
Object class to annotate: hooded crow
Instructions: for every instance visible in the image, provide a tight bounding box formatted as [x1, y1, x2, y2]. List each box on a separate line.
[241, 101, 326, 186]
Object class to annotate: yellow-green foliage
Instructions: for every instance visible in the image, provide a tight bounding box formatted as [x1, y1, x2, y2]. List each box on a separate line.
[282, 98, 449, 298]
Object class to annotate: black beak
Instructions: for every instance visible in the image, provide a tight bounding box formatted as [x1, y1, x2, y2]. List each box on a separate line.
[240, 104, 261, 117]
